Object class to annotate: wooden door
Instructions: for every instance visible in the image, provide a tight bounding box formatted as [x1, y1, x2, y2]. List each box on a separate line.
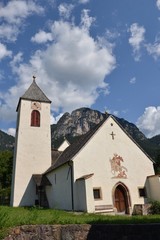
[115, 186, 126, 213]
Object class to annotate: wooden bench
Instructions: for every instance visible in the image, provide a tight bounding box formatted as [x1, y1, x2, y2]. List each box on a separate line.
[95, 204, 114, 213]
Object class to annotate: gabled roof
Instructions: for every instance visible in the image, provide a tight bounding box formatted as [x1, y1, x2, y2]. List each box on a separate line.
[45, 115, 155, 175]
[51, 149, 63, 165]
[21, 79, 51, 103]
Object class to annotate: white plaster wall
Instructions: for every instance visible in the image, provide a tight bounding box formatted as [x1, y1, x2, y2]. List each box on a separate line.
[46, 164, 72, 210]
[75, 180, 87, 211]
[11, 99, 52, 206]
[72, 116, 155, 212]
[147, 176, 160, 201]
[84, 178, 95, 212]
[74, 177, 94, 212]
[58, 140, 70, 151]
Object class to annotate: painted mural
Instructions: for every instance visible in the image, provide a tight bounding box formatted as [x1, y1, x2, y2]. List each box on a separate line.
[110, 154, 128, 178]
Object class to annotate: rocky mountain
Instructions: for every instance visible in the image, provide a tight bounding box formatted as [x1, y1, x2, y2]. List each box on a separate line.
[51, 107, 146, 142]
[51, 107, 160, 160]
[149, 135, 160, 147]
[51, 108, 104, 139]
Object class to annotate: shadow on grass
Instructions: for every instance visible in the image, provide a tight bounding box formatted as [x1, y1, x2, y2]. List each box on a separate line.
[87, 223, 160, 240]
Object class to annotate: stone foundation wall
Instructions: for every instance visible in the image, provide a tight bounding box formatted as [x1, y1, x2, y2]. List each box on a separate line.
[132, 204, 151, 215]
[4, 224, 160, 240]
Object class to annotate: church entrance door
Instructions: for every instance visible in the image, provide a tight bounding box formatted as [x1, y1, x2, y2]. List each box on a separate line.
[114, 184, 129, 214]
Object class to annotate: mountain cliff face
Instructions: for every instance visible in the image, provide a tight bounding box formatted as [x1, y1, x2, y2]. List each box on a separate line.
[51, 107, 158, 159]
[51, 108, 105, 140]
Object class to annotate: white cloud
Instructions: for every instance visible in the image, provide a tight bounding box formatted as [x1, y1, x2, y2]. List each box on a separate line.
[113, 111, 119, 116]
[0, 43, 12, 60]
[1, 19, 116, 123]
[58, 3, 74, 20]
[7, 128, 16, 137]
[0, 23, 19, 42]
[80, 9, 95, 31]
[50, 113, 64, 124]
[97, 36, 115, 52]
[145, 33, 160, 60]
[47, 0, 56, 8]
[1, 127, 16, 137]
[79, 0, 90, 4]
[0, 101, 17, 125]
[156, 0, 160, 10]
[11, 52, 23, 65]
[122, 109, 128, 114]
[0, 0, 44, 24]
[0, 1, 44, 41]
[136, 106, 160, 138]
[129, 77, 136, 84]
[31, 30, 53, 44]
[140, 32, 160, 60]
[10, 52, 24, 75]
[105, 29, 120, 41]
[0, 70, 4, 81]
[128, 23, 145, 61]
[146, 42, 160, 60]
[104, 108, 119, 116]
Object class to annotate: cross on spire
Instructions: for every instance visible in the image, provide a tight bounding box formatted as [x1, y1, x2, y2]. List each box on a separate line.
[110, 131, 116, 140]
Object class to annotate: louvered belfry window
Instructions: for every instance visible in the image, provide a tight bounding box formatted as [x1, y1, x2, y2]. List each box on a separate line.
[31, 110, 40, 127]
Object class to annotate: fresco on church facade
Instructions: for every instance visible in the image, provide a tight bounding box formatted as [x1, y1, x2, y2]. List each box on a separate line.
[110, 153, 128, 178]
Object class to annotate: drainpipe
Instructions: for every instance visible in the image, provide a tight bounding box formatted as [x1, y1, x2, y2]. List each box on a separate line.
[68, 160, 74, 211]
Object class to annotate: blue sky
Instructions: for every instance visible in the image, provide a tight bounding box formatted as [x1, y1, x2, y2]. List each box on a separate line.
[0, 0, 160, 138]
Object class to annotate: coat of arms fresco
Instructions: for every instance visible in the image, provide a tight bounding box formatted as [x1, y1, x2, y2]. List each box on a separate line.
[110, 153, 128, 178]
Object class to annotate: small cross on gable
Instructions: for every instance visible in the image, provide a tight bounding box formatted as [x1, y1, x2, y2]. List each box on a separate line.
[110, 131, 116, 140]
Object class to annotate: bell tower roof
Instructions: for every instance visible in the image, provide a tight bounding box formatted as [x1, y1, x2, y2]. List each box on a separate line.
[21, 76, 51, 103]
[16, 76, 51, 111]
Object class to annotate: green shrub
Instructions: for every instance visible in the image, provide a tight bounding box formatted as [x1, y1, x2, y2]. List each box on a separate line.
[149, 201, 160, 214]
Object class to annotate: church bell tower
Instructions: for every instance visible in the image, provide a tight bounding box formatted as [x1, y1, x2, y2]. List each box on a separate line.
[11, 77, 52, 206]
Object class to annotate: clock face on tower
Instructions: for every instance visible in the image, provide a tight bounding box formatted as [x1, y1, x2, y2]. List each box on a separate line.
[31, 101, 41, 110]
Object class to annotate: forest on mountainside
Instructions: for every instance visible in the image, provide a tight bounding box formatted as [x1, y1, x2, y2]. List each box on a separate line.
[0, 130, 14, 151]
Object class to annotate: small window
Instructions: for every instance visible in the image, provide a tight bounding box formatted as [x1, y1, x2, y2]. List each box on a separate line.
[138, 187, 146, 197]
[93, 188, 102, 200]
[31, 110, 40, 127]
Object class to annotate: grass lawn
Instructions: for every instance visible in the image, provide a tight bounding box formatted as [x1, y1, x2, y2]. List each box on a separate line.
[1, 206, 160, 239]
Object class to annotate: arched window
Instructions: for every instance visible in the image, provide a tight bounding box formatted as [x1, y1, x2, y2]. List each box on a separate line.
[31, 110, 40, 127]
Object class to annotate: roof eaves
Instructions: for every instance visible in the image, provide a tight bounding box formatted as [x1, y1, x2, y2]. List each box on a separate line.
[76, 173, 94, 181]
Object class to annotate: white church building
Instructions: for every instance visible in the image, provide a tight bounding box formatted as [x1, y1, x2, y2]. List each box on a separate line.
[10, 78, 160, 214]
